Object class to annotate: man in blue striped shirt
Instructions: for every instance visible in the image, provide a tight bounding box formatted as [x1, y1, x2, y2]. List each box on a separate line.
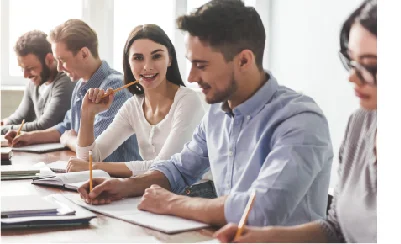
[7, 19, 141, 162]
[78, 0, 332, 226]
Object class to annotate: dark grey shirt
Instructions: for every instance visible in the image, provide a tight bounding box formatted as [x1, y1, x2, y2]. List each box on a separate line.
[2, 72, 75, 134]
[319, 109, 377, 242]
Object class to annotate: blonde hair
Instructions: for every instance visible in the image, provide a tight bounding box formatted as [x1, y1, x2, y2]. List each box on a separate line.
[49, 19, 99, 58]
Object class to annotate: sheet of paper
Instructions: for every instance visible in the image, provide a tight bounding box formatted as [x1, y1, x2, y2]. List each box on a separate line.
[64, 193, 209, 233]
[12, 143, 66, 152]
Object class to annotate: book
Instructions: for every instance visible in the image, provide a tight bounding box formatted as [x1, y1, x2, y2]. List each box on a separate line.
[1, 165, 40, 180]
[64, 193, 209, 234]
[32, 170, 110, 190]
[1, 147, 12, 162]
[12, 143, 66, 153]
[1, 194, 96, 229]
[1, 195, 59, 217]
[46, 160, 68, 173]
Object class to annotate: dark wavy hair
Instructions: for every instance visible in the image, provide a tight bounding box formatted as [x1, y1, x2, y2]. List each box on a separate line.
[340, 0, 377, 53]
[177, 0, 265, 70]
[122, 24, 185, 95]
[14, 30, 52, 67]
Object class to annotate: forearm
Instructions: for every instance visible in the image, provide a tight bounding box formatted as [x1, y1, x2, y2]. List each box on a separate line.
[124, 171, 171, 197]
[169, 195, 227, 226]
[77, 114, 95, 147]
[94, 162, 132, 178]
[275, 222, 328, 243]
[29, 129, 61, 144]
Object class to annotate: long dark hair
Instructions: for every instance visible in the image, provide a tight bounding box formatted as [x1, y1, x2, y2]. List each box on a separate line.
[123, 24, 185, 95]
[340, 0, 377, 53]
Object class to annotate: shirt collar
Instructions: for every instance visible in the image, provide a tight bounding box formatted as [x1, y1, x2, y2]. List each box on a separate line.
[79, 60, 110, 96]
[222, 71, 278, 118]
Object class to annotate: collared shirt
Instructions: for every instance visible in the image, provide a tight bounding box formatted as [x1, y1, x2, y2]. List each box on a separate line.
[150, 72, 333, 226]
[54, 61, 141, 162]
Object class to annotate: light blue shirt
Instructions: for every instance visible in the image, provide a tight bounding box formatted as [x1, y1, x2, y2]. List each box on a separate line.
[150, 72, 333, 226]
[54, 61, 141, 162]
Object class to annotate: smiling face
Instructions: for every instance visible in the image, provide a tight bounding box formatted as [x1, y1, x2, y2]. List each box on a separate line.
[128, 39, 171, 90]
[18, 53, 52, 86]
[185, 34, 238, 104]
[52, 41, 84, 82]
[347, 23, 377, 110]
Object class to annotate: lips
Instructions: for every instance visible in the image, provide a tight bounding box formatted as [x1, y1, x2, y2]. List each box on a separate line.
[355, 89, 370, 99]
[140, 73, 159, 83]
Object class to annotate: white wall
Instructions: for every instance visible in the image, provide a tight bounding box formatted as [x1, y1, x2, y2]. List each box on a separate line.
[267, 0, 363, 187]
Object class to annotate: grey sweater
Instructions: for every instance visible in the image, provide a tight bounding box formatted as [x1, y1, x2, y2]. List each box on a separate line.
[2, 72, 75, 133]
[319, 109, 377, 242]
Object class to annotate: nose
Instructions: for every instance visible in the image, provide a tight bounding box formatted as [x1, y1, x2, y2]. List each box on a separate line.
[56, 60, 65, 73]
[187, 66, 201, 84]
[23, 70, 30, 78]
[348, 69, 363, 86]
[143, 59, 154, 71]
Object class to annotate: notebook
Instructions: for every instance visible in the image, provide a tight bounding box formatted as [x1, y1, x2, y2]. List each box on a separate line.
[1, 165, 40, 180]
[1, 147, 12, 162]
[32, 170, 110, 190]
[1, 195, 59, 217]
[1, 194, 96, 229]
[12, 143, 66, 153]
[46, 160, 68, 173]
[64, 193, 209, 234]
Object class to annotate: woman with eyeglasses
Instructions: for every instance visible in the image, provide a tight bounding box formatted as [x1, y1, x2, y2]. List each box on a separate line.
[214, 0, 377, 242]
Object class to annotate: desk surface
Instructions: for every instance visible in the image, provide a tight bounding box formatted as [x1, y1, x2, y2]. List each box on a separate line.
[1, 150, 215, 243]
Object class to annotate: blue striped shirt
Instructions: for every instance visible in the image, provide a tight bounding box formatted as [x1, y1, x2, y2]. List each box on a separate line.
[150, 72, 333, 226]
[54, 61, 141, 162]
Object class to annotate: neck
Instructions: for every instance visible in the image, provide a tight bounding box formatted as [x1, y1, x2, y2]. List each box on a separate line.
[44, 66, 58, 85]
[143, 80, 178, 112]
[82, 58, 102, 82]
[227, 69, 266, 109]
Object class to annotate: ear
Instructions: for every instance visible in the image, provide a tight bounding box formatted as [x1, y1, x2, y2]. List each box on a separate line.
[44, 53, 54, 66]
[236, 49, 254, 71]
[80, 47, 90, 59]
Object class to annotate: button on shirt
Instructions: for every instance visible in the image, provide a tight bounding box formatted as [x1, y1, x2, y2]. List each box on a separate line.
[150, 72, 333, 226]
[54, 61, 141, 162]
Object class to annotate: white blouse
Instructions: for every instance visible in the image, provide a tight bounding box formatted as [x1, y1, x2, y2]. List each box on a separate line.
[76, 87, 205, 176]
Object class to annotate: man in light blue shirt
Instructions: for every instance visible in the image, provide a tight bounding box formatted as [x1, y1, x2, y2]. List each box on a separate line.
[7, 19, 141, 162]
[78, 0, 332, 226]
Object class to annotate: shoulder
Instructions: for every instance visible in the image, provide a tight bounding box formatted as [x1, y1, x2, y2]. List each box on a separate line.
[174, 87, 203, 106]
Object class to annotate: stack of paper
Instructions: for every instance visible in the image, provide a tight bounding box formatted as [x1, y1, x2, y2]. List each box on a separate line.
[1, 165, 40, 180]
[1, 195, 59, 218]
[1, 194, 96, 229]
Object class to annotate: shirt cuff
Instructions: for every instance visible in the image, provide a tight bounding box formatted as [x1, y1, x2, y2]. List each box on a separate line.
[53, 124, 66, 136]
[76, 141, 97, 161]
[149, 161, 187, 194]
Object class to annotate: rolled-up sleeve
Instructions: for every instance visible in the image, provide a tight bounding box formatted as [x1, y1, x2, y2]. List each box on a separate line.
[150, 115, 210, 194]
[224, 112, 333, 226]
[53, 109, 72, 135]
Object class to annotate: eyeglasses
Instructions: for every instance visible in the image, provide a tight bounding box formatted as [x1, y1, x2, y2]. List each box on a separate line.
[339, 50, 377, 86]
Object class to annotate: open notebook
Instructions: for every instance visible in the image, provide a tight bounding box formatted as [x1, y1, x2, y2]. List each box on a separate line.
[12, 143, 66, 153]
[32, 170, 110, 190]
[64, 194, 209, 234]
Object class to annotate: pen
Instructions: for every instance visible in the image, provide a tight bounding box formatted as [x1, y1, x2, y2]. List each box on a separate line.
[234, 189, 257, 241]
[100, 80, 139, 98]
[89, 150, 93, 192]
[16, 119, 25, 136]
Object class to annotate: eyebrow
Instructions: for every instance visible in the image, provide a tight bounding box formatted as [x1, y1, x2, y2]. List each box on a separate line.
[185, 56, 208, 64]
[133, 49, 164, 56]
[359, 54, 377, 59]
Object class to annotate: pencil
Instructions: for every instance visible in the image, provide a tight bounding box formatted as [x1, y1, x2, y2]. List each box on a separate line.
[100, 80, 139, 98]
[89, 150, 93, 192]
[16, 119, 25, 136]
[234, 189, 257, 241]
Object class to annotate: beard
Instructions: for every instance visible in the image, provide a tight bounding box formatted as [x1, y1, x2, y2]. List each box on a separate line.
[38, 62, 52, 86]
[205, 72, 238, 104]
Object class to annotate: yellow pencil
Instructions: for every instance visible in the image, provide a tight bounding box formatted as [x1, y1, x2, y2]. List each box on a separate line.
[16, 119, 25, 136]
[234, 189, 257, 241]
[89, 150, 93, 192]
[100, 80, 139, 98]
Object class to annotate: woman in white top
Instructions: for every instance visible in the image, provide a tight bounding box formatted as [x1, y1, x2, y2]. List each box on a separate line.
[67, 24, 205, 177]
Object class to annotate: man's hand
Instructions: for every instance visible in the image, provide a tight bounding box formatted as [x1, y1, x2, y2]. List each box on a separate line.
[4, 130, 33, 147]
[60, 130, 77, 150]
[214, 223, 285, 243]
[77, 178, 131, 205]
[137, 184, 179, 215]
[81, 88, 114, 117]
[66, 157, 90, 172]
